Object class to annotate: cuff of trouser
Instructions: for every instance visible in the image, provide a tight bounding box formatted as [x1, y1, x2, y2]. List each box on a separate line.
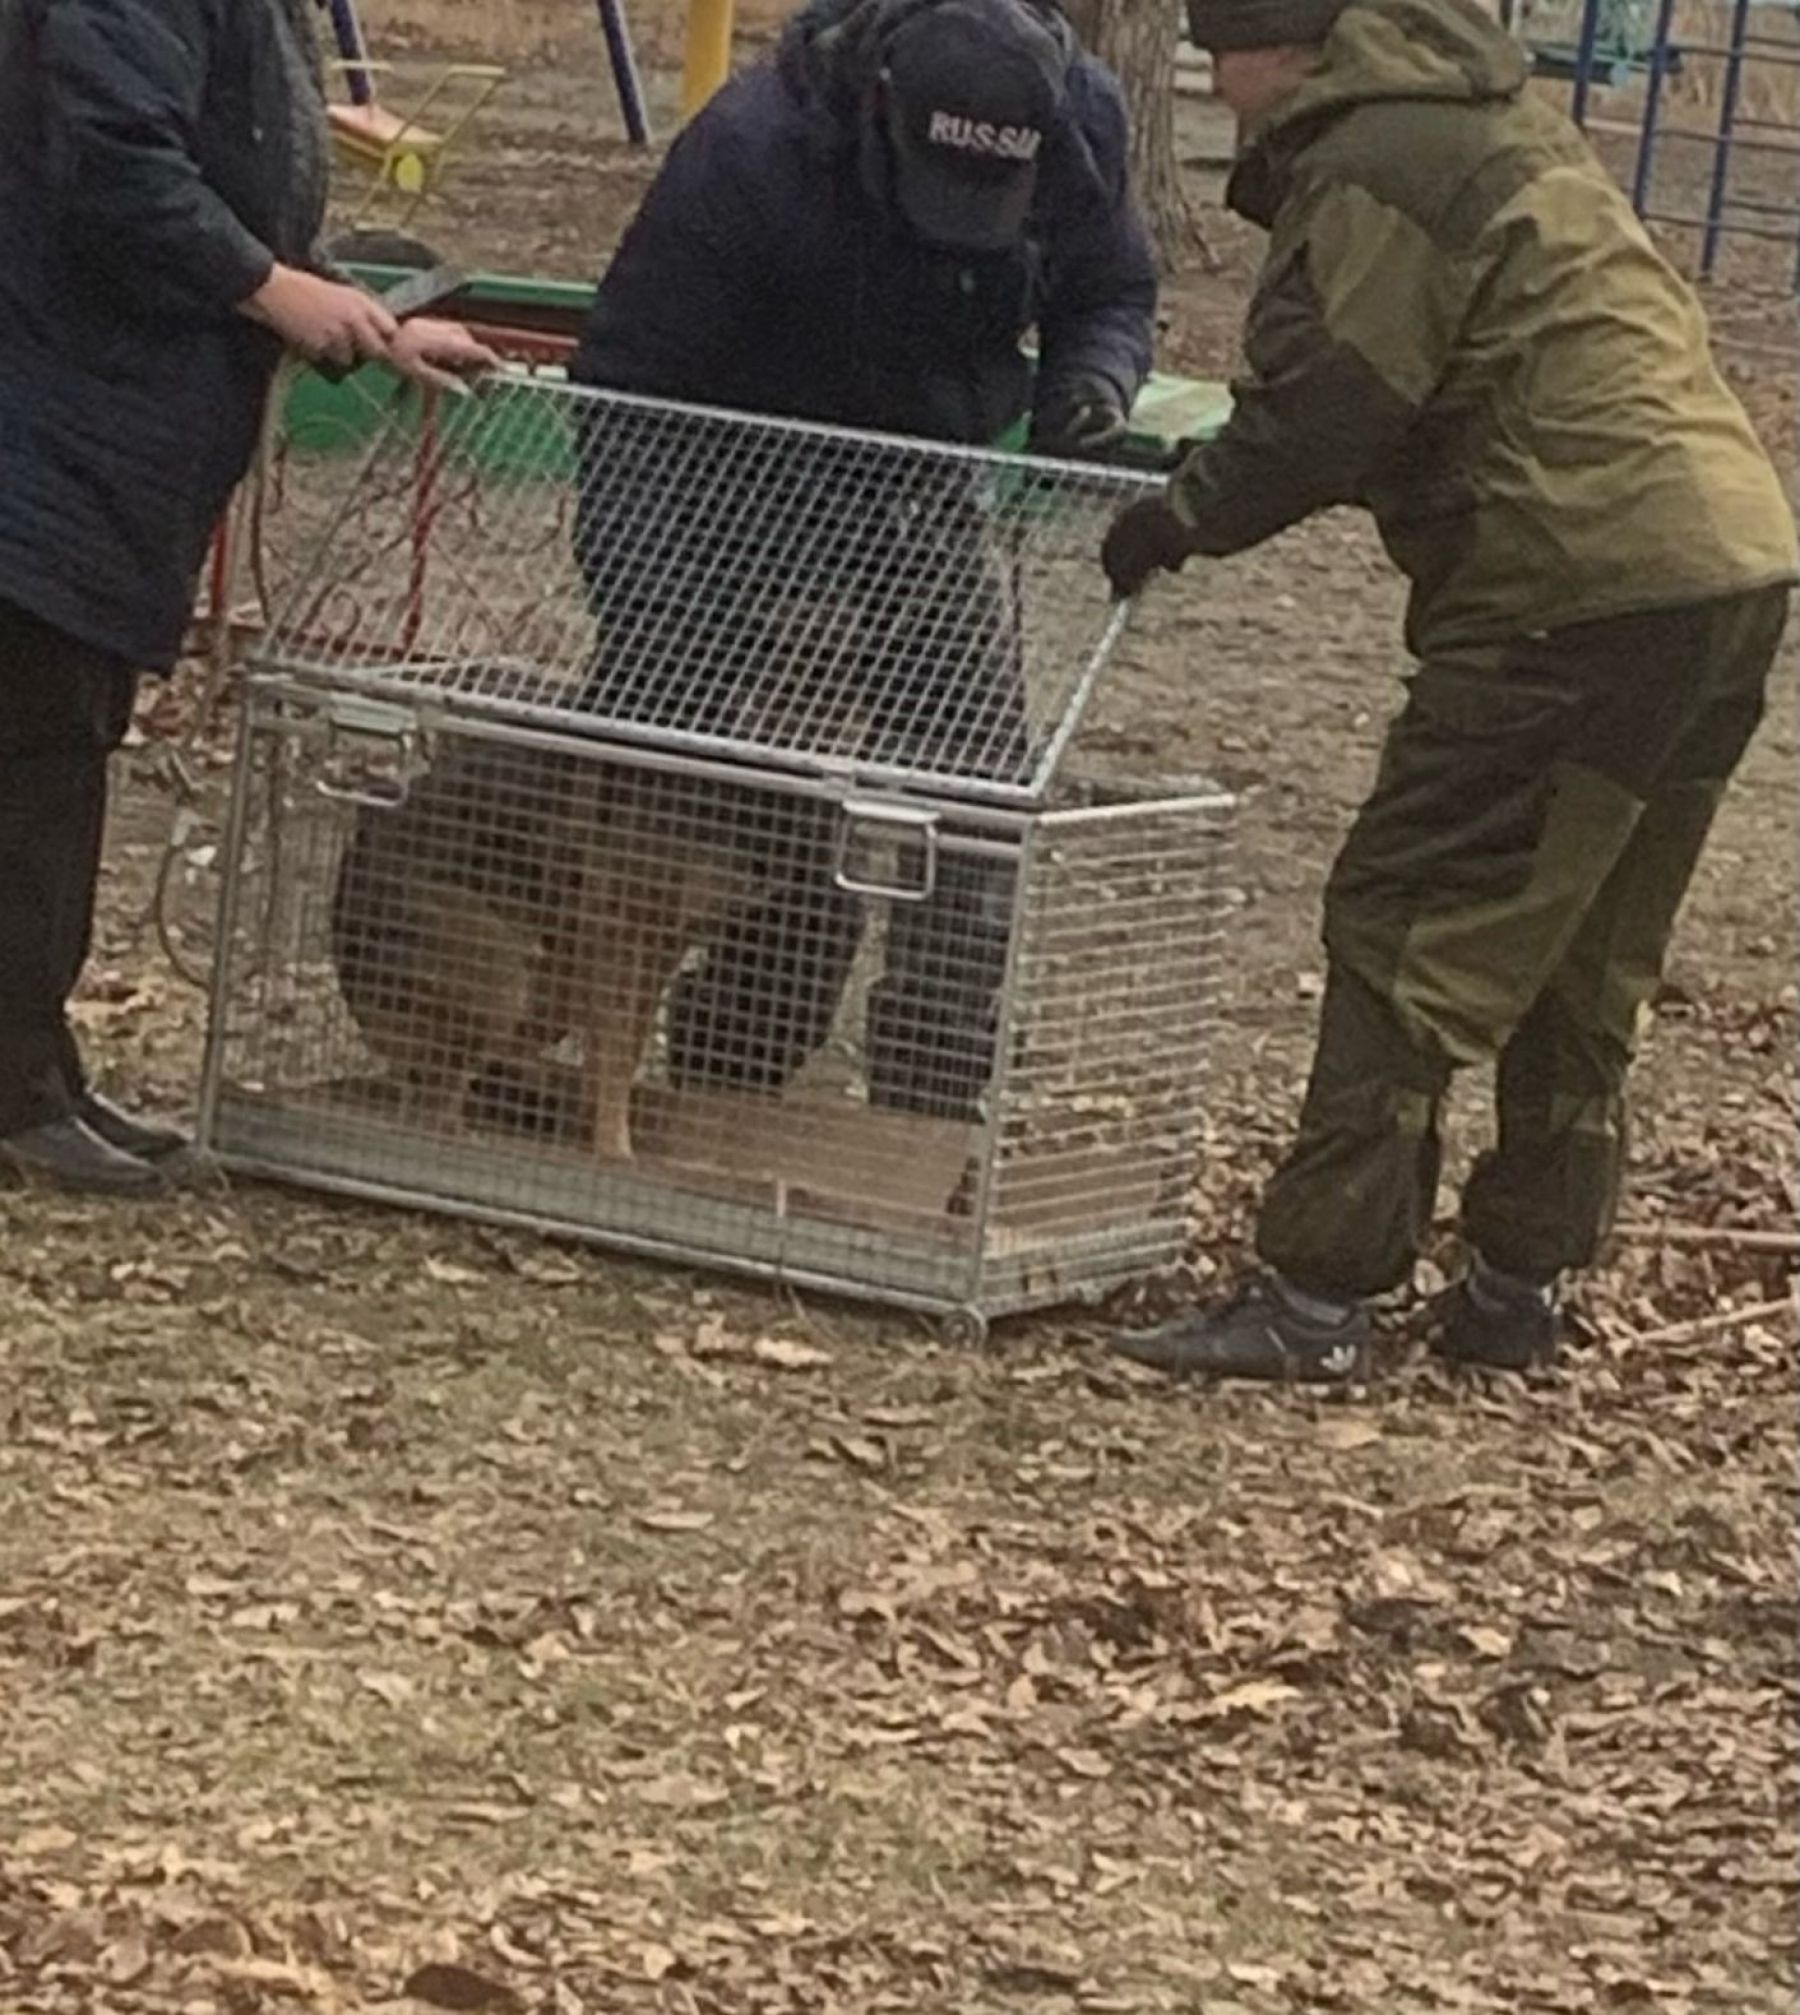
[0, 1035, 81, 1140]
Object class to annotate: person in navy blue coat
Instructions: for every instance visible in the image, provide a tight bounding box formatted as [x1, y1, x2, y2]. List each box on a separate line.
[569, 0, 1159, 1118]
[573, 0, 1156, 450]
[0, 0, 491, 1194]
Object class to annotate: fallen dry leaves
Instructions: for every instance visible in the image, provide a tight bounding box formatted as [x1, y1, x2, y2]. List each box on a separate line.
[1, 285, 1793, 2014]
[2, 1151, 1792, 2013]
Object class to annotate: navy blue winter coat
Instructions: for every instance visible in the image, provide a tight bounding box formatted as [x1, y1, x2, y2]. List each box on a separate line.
[0, 0, 328, 672]
[571, 0, 1157, 444]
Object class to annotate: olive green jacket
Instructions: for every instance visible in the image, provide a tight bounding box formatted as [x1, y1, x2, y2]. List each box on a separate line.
[1166, 0, 1797, 652]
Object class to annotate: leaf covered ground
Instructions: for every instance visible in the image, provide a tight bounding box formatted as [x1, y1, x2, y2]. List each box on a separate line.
[2, 25, 1795, 2014]
[2, 1156, 1793, 2014]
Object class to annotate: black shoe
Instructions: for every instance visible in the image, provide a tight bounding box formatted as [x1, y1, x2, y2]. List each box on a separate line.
[1110, 1275, 1371, 1385]
[77, 1091, 189, 1162]
[1432, 1277, 1557, 1371]
[0, 1116, 171, 1197]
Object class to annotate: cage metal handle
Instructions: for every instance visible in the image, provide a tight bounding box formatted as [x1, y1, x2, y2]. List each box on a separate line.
[833, 796, 939, 903]
[311, 726, 423, 810]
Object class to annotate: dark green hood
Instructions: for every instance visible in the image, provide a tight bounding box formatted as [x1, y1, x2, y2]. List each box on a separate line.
[1230, 0, 1528, 223]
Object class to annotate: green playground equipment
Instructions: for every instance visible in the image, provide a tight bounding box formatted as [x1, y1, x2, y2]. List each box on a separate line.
[283, 265, 1231, 475]
[1521, 0, 1682, 87]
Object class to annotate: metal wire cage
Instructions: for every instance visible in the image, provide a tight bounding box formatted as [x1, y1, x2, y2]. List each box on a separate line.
[250, 376, 1156, 800]
[200, 377, 1235, 1336]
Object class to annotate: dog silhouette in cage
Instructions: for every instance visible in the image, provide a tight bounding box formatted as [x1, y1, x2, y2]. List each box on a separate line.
[327, 416, 1029, 1163]
[330, 732, 831, 1159]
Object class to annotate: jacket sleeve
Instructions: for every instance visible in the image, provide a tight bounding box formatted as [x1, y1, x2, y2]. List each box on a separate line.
[1033, 63, 1157, 413]
[37, 0, 275, 321]
[572, 113, 776, 403]
[1165, 177, 1465, 553]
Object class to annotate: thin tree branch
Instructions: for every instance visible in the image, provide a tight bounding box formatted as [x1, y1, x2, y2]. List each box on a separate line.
[1623, 1298, 1794, 1349]
[1612, 1223, 1800, 1255]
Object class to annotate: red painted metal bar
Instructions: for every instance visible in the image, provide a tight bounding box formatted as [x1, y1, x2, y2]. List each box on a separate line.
[402, 394, 446, 658]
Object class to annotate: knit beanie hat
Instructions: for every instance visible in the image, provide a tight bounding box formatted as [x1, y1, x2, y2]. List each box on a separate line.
[1185, 0, 1349, 51]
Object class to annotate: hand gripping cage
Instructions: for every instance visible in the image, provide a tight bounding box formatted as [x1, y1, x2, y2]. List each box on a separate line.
[199, 377, 1235, 1340]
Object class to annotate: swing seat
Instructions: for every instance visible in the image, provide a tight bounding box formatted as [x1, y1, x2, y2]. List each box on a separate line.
[327, 62, 507, 220]
[328, 101, 446, 194]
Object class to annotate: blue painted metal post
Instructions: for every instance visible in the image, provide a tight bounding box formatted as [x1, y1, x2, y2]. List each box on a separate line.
[324, 0, 375, 107]
[595, 0, 651, 144]
[1569, 0, 1606, 129]
[1698, 0, 1754, 280]
[1629, 0, 1682, 216]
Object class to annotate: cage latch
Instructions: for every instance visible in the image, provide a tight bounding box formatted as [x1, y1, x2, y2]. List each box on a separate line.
[307, 701, 426, 810]
[833, 797, 939, 903]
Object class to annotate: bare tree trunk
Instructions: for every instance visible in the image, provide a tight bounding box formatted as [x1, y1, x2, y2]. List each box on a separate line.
[1061, 0, 1215, 270]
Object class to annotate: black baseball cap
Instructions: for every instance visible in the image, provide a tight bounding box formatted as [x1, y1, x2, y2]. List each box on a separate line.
[1184, 0, 1349, 50]
[882, 0, 1067, 252]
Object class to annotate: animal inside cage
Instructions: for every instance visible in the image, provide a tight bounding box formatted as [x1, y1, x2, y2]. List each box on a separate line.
[200, 379, 1235, 1338]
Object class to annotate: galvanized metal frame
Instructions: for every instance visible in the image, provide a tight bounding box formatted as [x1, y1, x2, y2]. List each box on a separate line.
[971, 784, 1234, 1322]
[200, 378, 1235, 1335]
[251, 374, 1162, 807]
[201, 684, 1232, 1337]
[204, 687, 1019, 1308]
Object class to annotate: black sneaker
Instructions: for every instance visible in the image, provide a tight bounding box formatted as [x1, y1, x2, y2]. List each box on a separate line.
[1, 1116, 171, 1197]
[1432, 1277, 1557, 1372]
[1109, 1274, 1371, 1385]
[77, 1091, 189, 1162]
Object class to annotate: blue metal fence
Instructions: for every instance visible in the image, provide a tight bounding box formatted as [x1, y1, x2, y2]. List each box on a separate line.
[1536, 0, 1800, 291]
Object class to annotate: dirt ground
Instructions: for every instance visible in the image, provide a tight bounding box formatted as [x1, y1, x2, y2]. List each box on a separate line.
[2, 17, 1795, 2015]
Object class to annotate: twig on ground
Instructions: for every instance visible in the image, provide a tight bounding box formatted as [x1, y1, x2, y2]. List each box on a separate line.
[1613, 1222, 1799, 1255]
[1624, 1296, 1794, 1350]
[781, 1282, 845, 1351]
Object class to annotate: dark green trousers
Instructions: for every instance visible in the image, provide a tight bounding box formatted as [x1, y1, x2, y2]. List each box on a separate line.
[1257, 585, 1791, 1298]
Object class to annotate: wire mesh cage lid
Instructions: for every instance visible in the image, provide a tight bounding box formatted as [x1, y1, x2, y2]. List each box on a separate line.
[252, 375, 1161, 803]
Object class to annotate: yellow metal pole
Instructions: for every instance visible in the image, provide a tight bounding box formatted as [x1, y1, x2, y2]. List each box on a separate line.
[680, 0, 735, 117]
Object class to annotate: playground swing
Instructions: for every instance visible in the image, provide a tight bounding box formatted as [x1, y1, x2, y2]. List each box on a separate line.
[315, 0, 508, 232]
[1511, 0, 1684, 88]
[316, 0, 658, 226]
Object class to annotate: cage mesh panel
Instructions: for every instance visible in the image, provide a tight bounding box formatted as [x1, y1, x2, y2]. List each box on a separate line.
[207, 702, 1234, 1319]
[254, 378, 1159, 797]
[979, 797, 1231, 1310]
[210, 700, 1018, 1300]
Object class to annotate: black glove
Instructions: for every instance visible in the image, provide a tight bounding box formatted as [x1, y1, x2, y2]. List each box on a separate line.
[1101, 496, 1192, 598]
[1029, 383, 1129, 461]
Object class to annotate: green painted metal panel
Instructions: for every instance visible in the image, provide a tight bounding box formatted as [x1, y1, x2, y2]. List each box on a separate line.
[281, 264, 1233, 474]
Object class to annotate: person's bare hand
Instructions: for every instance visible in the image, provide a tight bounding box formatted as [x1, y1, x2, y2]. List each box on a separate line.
[387, 317, 502, 395]
[240, 265, 398, 369]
